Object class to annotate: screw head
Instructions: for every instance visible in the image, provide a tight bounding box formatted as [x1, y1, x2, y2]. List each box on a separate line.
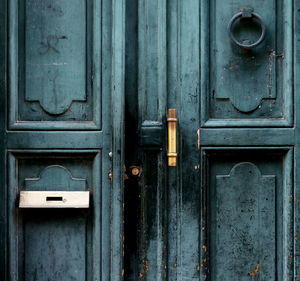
[108, 171, 113, 180]
[131, 167, 140, 176]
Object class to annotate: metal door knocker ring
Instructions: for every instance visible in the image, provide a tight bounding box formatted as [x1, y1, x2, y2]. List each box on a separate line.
[228, 7, 266, 49]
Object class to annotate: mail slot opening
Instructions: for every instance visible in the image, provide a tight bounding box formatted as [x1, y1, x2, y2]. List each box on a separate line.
[46, 196, 63, 201]
[19, 191, 90, 208]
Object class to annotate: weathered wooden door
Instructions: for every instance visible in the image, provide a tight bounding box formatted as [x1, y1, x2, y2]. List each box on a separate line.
[124, 0, 299, 280]
[0, 1, 125, 280]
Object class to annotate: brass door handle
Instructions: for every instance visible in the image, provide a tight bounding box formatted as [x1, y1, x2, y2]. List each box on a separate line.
[167, 109, 177, 166]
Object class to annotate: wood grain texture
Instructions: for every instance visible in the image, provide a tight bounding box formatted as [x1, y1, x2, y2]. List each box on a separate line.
[111, 0, 125, 280]
[7, 131, 103, 149]
[200, 128, 295, 146]
[166, 1, 202, 280]
[136, 0, 167, 280]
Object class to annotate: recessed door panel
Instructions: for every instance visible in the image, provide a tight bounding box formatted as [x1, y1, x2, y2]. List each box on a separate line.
[23, 210, 88, 281]
[8, 151, 102, 281]
[204, 150, 293, 280]
[201, 0, 293, 126]
[9, 0, 102, 129]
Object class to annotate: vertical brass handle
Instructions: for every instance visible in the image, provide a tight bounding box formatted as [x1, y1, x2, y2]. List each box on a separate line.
[167, 109, 177, 166]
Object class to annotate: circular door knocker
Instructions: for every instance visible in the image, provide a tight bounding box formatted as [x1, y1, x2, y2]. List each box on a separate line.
[228, 7, 266, 49]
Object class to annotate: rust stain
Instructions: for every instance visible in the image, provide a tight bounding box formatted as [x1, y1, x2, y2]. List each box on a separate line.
[196, 263, 205, 270]
[248, 264, 260, 277]
[201, 245, 207, 253]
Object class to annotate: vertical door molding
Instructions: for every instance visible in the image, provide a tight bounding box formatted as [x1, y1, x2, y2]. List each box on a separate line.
[0, 0, 7, 279]
[111, 0, 125, 280]
[137, 0, 167, 280]
[294, 0, 300, 277]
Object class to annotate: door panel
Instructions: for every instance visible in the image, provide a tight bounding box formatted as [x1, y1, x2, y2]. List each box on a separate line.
[202, 0, 293, 126]
[204, 149, 293, 280]
[9, 0, 101, 129]
[8, 151, 101, 280]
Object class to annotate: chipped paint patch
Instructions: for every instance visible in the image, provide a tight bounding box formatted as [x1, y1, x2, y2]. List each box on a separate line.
[201, 245, 207, 253]
[248, 264, 260, 277]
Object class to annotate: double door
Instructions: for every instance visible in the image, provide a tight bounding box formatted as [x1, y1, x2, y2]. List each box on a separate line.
[1, 0, 299, 280]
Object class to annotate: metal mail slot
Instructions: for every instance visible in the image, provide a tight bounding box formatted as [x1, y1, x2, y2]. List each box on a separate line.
[19, 191, 90, 208]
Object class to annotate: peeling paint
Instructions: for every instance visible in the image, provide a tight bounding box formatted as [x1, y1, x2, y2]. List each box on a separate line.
[267, 50, 275, 91]
[248, 264, 260, 277]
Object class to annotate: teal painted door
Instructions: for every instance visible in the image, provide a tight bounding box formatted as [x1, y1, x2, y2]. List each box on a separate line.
[124, 0, 298, 280]
[0, 1, 125, 280]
